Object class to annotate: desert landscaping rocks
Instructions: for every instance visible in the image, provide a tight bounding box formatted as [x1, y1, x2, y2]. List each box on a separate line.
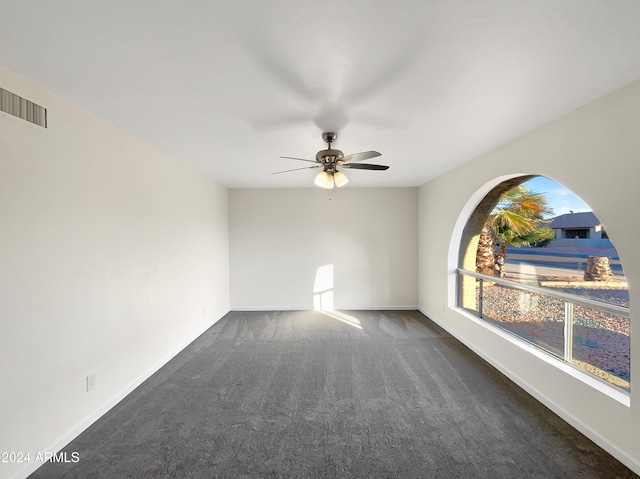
[477, 282, 630, 389]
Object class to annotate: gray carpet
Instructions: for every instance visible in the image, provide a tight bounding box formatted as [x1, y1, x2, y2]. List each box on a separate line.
[30, 310, 636, 478]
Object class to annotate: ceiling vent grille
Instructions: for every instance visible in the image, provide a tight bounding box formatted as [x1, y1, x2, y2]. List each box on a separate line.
[0, 87, 47, 128]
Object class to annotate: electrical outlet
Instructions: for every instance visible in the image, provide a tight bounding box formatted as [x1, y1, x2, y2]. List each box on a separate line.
[86, 373, 96, 392]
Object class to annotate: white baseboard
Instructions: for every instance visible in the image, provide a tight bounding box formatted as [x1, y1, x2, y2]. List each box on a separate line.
[418, 307, 640, 476]
[13, 311, 229, 479]
[230, 305, 419, 311]
[230, 306, 302, 311]
[338, 305, 419, 311]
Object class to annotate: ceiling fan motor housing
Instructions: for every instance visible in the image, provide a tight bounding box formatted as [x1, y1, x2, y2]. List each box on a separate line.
[316, 148, 344, 163]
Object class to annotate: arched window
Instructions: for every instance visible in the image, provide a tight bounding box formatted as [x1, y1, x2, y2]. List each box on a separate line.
[457, 175, 630, 392]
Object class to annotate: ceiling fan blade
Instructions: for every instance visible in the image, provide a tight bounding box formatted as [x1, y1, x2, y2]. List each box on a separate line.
[280, 156, 319, 164]
[340, 151, 381, 164]
[341, 163, 389, 170]
[271, 165, 322, 175]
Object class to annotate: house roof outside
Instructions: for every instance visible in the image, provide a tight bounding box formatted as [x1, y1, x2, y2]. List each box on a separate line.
[548, 211, 600, 229]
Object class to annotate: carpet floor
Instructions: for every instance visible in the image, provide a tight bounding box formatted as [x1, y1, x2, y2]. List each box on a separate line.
[30, 310, 636, 478]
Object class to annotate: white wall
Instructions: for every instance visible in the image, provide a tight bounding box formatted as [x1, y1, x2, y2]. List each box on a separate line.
[418, 79, 640, 472]
[230, 188, 418, 310]
[0, 66, 230, 479]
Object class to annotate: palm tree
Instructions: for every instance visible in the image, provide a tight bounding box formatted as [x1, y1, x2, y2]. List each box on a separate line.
[476, 224, 497, 276]
[476, 185, 555, 277]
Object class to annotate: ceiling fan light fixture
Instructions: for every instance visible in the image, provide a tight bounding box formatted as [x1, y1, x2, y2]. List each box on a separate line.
[275, 132, 385, 188]
[333, 170, 348, 187]
[314, 170, 334, 189]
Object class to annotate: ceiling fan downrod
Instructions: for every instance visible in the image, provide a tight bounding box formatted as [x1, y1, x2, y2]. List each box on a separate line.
[322, 131, 337, 148]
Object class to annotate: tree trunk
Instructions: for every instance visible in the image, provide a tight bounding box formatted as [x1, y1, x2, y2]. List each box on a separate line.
[495, 242, 507, 277]
[476, 224, 497, 276]
[584, 256, 613, 281]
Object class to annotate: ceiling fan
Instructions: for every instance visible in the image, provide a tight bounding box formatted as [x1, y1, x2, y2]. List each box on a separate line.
[272, 132, 389, 189]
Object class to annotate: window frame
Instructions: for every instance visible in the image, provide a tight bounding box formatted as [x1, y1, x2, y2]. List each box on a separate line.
[449, 174, 630, 405]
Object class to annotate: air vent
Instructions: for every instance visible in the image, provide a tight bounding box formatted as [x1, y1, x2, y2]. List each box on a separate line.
[0, 87, 47, 128]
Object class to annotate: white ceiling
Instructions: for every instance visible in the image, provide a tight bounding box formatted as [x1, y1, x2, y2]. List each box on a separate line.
[2, 1, 640, 188]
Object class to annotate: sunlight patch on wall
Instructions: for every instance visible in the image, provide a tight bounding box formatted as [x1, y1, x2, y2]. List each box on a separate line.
[313, 264, 362, 329]
[313, 264, 334, 311]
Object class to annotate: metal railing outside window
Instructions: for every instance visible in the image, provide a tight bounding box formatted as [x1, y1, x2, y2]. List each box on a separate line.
[457, 268, 630, 392]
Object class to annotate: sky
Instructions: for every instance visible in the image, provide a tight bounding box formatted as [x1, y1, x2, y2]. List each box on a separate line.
[522, 176, 591, 218]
